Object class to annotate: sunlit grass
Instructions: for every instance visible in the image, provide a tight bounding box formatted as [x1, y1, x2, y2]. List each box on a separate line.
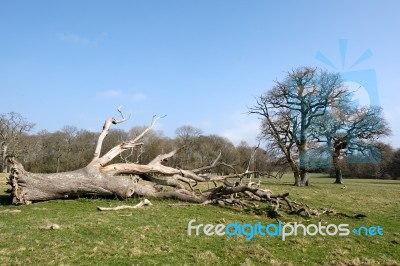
[0, 173, 399, 265]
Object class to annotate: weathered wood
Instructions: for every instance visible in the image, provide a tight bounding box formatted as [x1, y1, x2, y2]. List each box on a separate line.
[97, 199, 153, 211]
[7, 159, 135, 204]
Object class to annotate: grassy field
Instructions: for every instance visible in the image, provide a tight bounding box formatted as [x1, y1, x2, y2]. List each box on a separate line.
[0, 173, 399, 265]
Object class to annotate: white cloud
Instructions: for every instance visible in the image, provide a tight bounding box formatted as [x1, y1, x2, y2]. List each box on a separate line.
[132, 92, 147, 102]
[221, 112, 260, 146]
[57, 32, 107, 46]
[78, 113, 90, 121]
[96, 90, 147, 103]
[97, 90, 123, 98]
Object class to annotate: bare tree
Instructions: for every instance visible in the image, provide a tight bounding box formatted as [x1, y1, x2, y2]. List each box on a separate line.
[311, 104, 391, 184]
[174, 125, 203, 169]
[250, 100, 300, 184]
[128, 126, 171, 164]
[0, 112, 35, 172]
[388, 148, 400, 179]
[249, 67, 347, 186]
[6, 109, 307, 218]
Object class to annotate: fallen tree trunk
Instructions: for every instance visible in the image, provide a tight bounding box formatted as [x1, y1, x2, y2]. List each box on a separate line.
[6, 109, 305, 216]
[7, 161, 136, 204]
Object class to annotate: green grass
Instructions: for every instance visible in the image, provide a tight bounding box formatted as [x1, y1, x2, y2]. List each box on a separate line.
[0, 173, 399, 265]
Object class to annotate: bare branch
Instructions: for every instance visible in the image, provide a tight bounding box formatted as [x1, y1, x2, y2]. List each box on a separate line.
[97, 199, 153, 211]
[92, 107, 131, 160]
[115, 105, 131, 124]
[148, 149, 179, 166]
[92, 115, 163, 167]
[246, 142, 260, 173]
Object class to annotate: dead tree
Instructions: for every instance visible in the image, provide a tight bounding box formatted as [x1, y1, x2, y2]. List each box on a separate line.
[6, 109, 306, 216]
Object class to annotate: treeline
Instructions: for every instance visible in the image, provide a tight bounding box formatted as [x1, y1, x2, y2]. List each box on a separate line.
[333, 142, 400, 179]
[1, 112, 399, 179]
[296, 142, 400, 180]
[2, 124, 274, 175]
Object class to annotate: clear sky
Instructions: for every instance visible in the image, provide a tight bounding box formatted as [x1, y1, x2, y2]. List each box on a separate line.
[1, 0, 399, 148]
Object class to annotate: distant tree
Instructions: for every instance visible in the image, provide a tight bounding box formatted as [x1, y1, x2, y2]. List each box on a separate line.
[253, 147, 277, 175]
[388, 149, 400, 179]
[23, 128, 98, 173]
[196, 135, 238, 174]
[311, 104, 391, 183]
[174, 125, 203, 169]
[249, 67, 346, 186]
[129, 126, 171, 164]
[0, 112, 35, 172]
[336, 142, 394, 179]
[34, 130, 68, 173]
[236, 141, 253, 173]
[16, 134, 39, 166]
[71, 129, 99, 167]
[101, 129, 130, 164]
[211, 135, 236, 169]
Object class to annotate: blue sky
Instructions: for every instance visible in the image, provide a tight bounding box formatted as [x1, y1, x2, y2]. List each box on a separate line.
[1, 1, 399, 147]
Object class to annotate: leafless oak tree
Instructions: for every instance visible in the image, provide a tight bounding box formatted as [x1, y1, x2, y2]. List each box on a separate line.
[249, 67, 347, 186]
[311, 104, 390, 184]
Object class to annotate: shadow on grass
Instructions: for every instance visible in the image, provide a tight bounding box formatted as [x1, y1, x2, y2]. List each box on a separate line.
[0, 193, 130, 206]
[0, 194, 12, 205]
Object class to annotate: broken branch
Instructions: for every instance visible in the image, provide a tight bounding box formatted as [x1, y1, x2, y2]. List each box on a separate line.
[97, 199, 153, 211]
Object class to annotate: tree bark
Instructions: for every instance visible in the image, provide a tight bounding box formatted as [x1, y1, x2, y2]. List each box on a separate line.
[7, 160, 136, 205]
[295, 141, 309, 186]
[293, 170, 309, 186]
[332, 141, 344, 184]
[334, 168, 343, 184]
[299, 169, 309, 186]
[1, 143, 7, 173]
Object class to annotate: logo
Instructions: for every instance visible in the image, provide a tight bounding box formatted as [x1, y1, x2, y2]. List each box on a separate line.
[187, 219, 383, 241]
[315, 39, 383, 165]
